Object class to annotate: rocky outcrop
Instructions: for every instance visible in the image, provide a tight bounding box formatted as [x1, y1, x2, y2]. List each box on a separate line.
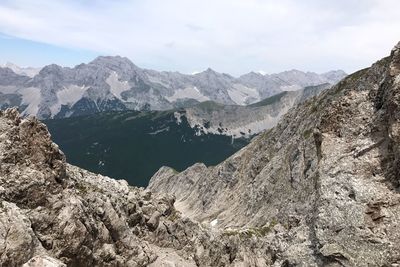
[149, 42, 400, 266]
[0, 107, 304, 266]
[0, 42, 398, 266]
[178, 83, 329, 138]
[0, 109, 248, 266]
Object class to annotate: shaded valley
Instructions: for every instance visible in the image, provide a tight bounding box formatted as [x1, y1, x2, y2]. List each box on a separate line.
[45, 110, 249, 186]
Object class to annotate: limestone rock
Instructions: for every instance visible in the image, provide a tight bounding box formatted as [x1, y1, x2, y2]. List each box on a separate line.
[149, 42, 400, 266]
[22, 255, 66, 267]
[1, 42, 400, 266]
[0, 108, 272, 266]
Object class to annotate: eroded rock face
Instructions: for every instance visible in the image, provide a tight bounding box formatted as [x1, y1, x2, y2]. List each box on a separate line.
[22, 255, 66, 267]
[0, 108, 274, 266]
[149, 42, 400, 266]
[1, 42, 399, 267]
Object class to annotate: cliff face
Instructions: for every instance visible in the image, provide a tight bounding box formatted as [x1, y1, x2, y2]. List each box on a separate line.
[0, 109, 260, 267]
[177, 83, 329, 139]
[0, 42, 399, 267]
[149, 43, 400, 266]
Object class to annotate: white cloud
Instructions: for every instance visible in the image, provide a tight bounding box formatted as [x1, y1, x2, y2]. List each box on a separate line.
[0, 0, 399, 75]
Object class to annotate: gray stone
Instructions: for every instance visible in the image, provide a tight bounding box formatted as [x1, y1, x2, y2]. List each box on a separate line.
[2, 41, 400, 266]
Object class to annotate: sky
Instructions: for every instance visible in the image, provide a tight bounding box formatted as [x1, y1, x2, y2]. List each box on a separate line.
[0, 0, 400, 76]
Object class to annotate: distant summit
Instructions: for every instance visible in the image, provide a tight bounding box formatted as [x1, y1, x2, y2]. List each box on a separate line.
[0, 56, 346, 119]
[1, 62, 41, 78]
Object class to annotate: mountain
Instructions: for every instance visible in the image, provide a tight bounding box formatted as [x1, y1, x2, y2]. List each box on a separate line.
[44, 110, 250, 187]
[148, 42, 400, 265]
[237, 69, 346, 99]
[0, 108, 253, 267]
[44, 84, 326, 187]
[0, 56, 346, 119]
[0, 42, 399, 266]
[1, 62, 41, 78]
[181, 83, 330, 138]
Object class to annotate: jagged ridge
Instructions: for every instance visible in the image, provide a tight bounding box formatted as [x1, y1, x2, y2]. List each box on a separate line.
[0, 58, 346, 119]
[0, 108, 288, 266]
[0, 43, 399, 266]
[149, 43, 400, 265]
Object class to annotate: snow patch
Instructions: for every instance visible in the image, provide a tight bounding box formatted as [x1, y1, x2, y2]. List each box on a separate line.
[166, 87, 209, 102]
[106, 71, 130, 99]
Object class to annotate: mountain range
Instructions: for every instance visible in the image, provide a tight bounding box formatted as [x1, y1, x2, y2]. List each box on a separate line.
[45, 110, 250, 187]
[44, 83, 328, 187]
[0, 57, 346, 119]
[0, 42, 399, 266]
[0, 62, 41, 78]
[147, 42, 400, 265]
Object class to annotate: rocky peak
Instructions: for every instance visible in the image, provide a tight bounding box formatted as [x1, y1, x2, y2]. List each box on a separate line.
[149, 42, 400, 266]
[80, 55, 146, 84]
[37, 64, 66, 76]
[0, 66, 17, 76]
[0, 67, 30, 86]
[237, 71, 268, 88]
[390, 41, 400, 75]
[0, 108, 66, 207]
[387, 41, 400, 182]
[1, 40, 399, 266]
[240, 71, 265, 78]
[0, 53, 347, 119]
[280, 68, 303, 74]
[2, 62, 41, 78]
[203, 67, 217, 73]
[195, 67, 226, 79]
[321, 69, 347, 81]
[0, 108, 279, 266]
[89, 55, 139, 72]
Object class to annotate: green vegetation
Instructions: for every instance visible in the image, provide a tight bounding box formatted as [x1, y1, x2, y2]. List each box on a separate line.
[309, 102, 319, 113]
[195, 101, 226, 112]
[171, 168, 180, 174]
[168, 209, 181, 222]
[222, 219, 278, 239]
[302, 83, 330, 95]
[330, 67, 369, 97]
[76, 182, 89, 194]
[261, 128, 273, 139]
[303, 129, 312, 139]
[45, 110, 249, 187]
[76, 181, 105, 195]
